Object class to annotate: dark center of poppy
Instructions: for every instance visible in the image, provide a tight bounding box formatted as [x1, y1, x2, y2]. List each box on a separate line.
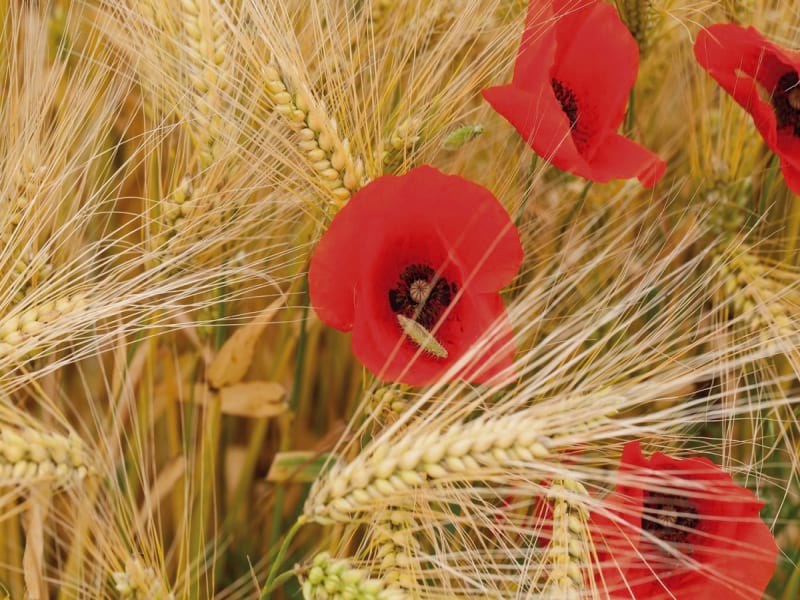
[551, 78, 579, 127]
[642, 490, 700, 548]
[388, 264, 458, 331]
[551, 78, 591, 152]
[772, 71, 800, 137]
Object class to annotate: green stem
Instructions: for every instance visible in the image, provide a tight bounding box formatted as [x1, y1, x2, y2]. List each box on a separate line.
[260, 516, 307, 600]
[516, 155, 538, 228]
[265, 276, 311, 589]
[625, 88, 635, 134]
[782, 193, 800, 266]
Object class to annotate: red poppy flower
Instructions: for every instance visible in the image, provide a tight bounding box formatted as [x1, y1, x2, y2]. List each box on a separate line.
[591, 441, 778, 599]
[481, 0, 665, 187]
[694, 24, 800, 194]
[308, 165, 523, 386]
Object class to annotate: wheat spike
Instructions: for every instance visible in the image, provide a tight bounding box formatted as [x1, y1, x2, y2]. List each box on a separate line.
[0, 427, 91, 489]
[615, 0, 657, 55]
[541, 480, 592, 600]
[113, 557, 174, 600]
[306, 410, 552, 523]
[381, 117, 422, 174]
[180, 0, 231, 168]
[715, 241, 797, 343]
[264, 61, 365, 206]
[301, 552, 408, 600]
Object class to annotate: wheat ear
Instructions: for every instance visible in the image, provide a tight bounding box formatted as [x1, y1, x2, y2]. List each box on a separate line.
[716, 242, 796, 341]
[301, 552, 407, 600]
[541, 480, 592, 600]
[264, 61, 364, 206]
[381, 117, 422, 174]
[113, 557, 174, 600]
[306, 410, 552, 523]
[0, 427, 90, 489]
[180, 0, 230, 168]
[615, 0, 657, 55]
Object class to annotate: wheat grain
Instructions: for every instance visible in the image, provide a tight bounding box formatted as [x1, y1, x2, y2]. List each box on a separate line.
[0, 427, 90, 489]
[615, 0, 657, 55]
[301, 552, 408, 600]
[113, 557, 174, 600]
[306, 410, 552, 523]
[381, 117, 422, 174]
[264, 61, 365, 206]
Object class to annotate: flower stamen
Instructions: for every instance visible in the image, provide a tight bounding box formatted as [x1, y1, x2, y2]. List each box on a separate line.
[551, 78, 579, 127]
[771, 71, 800, 136]
[642, 490, 699, 549]
[389, 264, 454, 330]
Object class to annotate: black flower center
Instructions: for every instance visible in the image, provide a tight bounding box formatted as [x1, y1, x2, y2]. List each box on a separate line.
[772, 71, 800, 137]
[389, 264, 457, 330]
[642, 490, 700, 549]
[551, 78, 590, 151]
[552, 78, 579, 127]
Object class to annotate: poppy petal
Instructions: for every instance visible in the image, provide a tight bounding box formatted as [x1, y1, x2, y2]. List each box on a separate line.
[482, 84, 589, 177]
[585, 132, 667, 188]
[309, 166, 522, 386]
[551, 1, 638, 143]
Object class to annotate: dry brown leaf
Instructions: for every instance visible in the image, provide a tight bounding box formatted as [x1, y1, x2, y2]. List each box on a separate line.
[207, 295, 286, 389]
[191, 381, 287, 418]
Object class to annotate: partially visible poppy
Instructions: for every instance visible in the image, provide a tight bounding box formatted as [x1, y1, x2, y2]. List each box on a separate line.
[308, 165, 523, 386]
[482, 0, 665, 187]
[694, 23, 800, 193]
[591, 441, 778, 599]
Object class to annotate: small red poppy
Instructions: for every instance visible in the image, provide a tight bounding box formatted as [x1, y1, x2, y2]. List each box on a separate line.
[308, 165, 523, 386]
[694, 24, 800, 194]
[481, 0, 665, 187]
[591, 441, 778, 599]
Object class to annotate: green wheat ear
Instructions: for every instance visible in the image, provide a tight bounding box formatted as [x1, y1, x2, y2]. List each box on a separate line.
[396, 314, 448, 358]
